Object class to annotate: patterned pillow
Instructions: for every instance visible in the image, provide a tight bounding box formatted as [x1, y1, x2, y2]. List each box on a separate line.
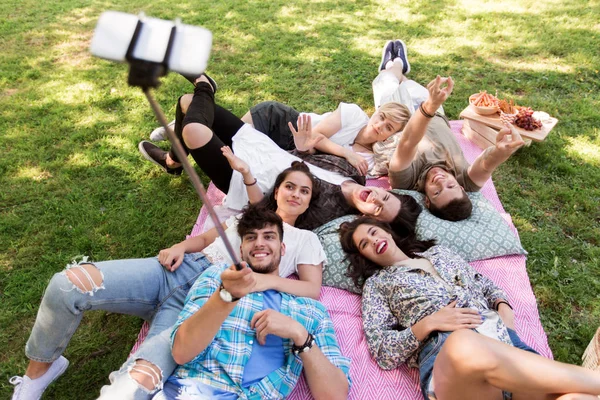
[313, 190, 526, 293]
[393, 189, 527, 262]
[313, 215, 361, 294]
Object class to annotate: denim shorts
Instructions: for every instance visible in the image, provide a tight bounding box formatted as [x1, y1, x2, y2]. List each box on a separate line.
[417, 329, 539, 400]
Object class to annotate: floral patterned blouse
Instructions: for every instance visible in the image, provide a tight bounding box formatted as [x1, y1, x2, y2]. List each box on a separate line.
[361, 245, 511, 369]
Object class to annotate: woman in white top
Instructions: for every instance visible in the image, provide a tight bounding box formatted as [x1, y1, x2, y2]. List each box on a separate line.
[10, 163, 325, 400]
[239, 40, 442, 177]
[243, 100, 410, 176]
[139, 74, 423, 234]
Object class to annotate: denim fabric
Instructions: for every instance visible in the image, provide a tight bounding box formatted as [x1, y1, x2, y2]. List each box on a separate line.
[417, 329, 538, 400]
[25, 253, 212, 400]
[153, 377, 237, 400]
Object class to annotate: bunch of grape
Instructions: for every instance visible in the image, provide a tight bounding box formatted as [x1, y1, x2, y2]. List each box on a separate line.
[514, 107, 542, 131]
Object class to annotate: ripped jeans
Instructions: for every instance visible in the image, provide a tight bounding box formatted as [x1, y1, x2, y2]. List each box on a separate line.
[24, 252, 212, 400]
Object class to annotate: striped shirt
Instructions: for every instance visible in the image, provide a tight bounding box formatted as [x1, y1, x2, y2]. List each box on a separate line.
[171, 264, 352, 399]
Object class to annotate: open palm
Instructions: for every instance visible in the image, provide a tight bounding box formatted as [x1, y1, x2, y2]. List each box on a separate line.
[288, 114, 323, 152]
[221, 146, 250, 174]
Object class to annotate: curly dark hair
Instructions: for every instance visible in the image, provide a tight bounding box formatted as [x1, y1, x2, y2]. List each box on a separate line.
[257, 161, 323, 229]
[237, 203, 284, 241]
[427, 191, 472, 221]
[339, 216, 435, 288]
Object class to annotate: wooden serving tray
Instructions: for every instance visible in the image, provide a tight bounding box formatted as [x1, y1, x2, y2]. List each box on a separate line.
[460, 106, 558, 142]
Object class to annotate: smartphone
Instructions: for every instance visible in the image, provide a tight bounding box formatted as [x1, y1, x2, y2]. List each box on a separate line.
[90, 11, 212, 77]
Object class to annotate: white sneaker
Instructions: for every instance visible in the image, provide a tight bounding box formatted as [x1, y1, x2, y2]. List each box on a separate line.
[149, 120, 175, 141]
[10, 356, 69, 400]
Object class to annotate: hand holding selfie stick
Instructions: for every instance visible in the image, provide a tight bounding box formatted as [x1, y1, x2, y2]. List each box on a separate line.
[91, 11, 243, 270]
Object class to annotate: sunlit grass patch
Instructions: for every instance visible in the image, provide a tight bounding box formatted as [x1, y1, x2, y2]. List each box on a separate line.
[1, 1, 599, 398]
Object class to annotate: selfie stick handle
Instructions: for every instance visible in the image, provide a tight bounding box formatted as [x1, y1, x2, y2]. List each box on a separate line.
[143, 89, 243, 270]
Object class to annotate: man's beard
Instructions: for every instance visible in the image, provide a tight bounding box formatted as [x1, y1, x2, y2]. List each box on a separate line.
[246, 253, 281, 275]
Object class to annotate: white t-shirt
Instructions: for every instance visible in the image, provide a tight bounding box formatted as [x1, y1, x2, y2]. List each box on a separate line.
[201, 215, 326, 278]
[225, 124, 349, 211]
[304, 102, 370, 147]
[305, 102, 374, 170]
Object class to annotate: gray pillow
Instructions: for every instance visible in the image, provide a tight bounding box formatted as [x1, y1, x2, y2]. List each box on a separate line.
[314, 190, 526, 293]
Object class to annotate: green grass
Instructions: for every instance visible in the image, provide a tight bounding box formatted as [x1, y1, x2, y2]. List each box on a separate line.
[1, 0, 599, 397]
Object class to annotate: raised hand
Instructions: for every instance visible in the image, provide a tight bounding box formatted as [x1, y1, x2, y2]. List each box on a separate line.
[221, 262, 256, 299]
[345, 150, 369, 176]
[158, 243, 186, 272]
[425, 75, 454, 112]
[221, 146, 250, 175]
[250, 309, 308, 345]
[288, 114, 323, 152]
[496, 123, 525, 156]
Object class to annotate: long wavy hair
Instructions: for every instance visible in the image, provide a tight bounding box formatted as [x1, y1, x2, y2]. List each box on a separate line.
[339, 216, 435, 288]
[257, 161, 323, 229]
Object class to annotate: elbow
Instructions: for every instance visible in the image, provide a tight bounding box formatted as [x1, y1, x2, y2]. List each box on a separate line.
[171, 347, 190, 366]
[308, 284, 322, 300]
[171, 332, 194, 365]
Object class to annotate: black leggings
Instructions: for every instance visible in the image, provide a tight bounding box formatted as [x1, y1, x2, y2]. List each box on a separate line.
[168, 82, 244, 193]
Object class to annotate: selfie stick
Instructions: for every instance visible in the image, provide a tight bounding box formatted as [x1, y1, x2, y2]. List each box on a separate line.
[91, 12, 243, 269]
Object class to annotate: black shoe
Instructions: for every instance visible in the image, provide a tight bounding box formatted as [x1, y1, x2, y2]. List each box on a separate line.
[181, 72, 218, 93]
[378, 40, 394, 72]
[138, 140, 183, 175]
[393, 39, 410, 75]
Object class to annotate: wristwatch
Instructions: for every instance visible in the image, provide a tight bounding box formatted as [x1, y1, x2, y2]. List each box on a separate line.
[219, 284, 240, 303]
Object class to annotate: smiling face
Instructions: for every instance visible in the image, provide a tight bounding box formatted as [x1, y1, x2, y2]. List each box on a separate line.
[274, 171, 313, 219]
[240, 224, 285, 274]
[349, 185, 401, 223]
[424, 167, 464, 209]
[351, 223, 400, 267]
[360, 112, 403, 145]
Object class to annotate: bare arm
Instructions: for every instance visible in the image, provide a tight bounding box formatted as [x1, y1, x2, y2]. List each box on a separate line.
[291, 111, 368, 175]
[389, 76, 454, 173]
[311, 107, 343, 138]
[314, 137, 369, 176]
[467, 124, 525, 187]
[251, 310, 349, 400]
[172, 263, 256, 365]
[299, 342, 349, 400]
[221, 146, 264, 204]
[157, 223, 224, 271]
[253, 262, 323, 299]
[496, 302, 515, 330]
[172, 290, 237, 364]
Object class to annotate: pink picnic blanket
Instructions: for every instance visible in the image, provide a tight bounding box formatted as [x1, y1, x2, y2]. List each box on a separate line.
[134, 121, 552, 399]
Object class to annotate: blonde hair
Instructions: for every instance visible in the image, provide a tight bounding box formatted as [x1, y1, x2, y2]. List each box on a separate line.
[378, 102, 410, 132]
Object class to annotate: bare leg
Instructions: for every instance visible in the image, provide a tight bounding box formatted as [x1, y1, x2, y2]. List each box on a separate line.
[164, 93, 195, 168]
[24, 361, 52, 380]
[433, 330, 600, 400]
[240, 111, 254, 126]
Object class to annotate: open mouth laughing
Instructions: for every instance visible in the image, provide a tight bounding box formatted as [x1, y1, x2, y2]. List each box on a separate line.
[359, 190, 371, 202]
[376, 240, 387, 255]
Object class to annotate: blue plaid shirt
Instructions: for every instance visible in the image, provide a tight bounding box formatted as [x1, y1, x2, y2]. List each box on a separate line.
[171, 264, 352, 399]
